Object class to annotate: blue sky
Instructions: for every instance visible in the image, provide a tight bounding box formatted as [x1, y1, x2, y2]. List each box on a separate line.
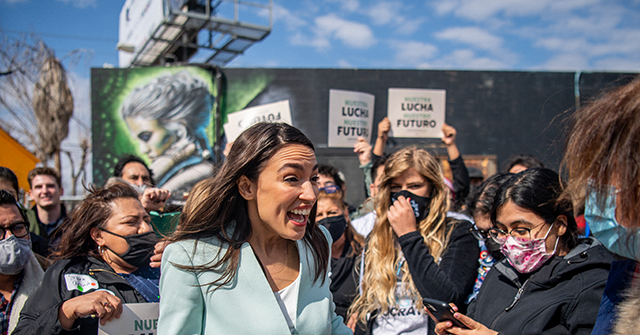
[2, 0, 640, 190]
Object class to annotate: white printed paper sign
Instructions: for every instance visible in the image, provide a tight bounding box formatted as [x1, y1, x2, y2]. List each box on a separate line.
[387, 88, 446, 138]
[223, 100, 293, 142]
[327, 89, 375, 147]
[98, 303, 159, 335]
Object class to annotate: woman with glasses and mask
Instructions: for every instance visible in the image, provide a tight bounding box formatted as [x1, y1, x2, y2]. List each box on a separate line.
[13, 182, 161, 335]
[349, 146, 479, 335]
[434, 168, 614, 335]
[464, 172, 512, 304]
[316, 189, 365, 321]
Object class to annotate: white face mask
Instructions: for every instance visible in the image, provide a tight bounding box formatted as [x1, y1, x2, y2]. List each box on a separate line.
[0, 235, 32, 275]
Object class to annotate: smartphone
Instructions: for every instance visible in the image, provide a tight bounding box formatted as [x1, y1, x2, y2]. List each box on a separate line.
[422, 298, 469, 329]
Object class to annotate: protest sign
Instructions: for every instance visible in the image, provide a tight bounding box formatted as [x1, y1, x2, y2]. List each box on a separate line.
[98, 303, 159, 335]
[327, 89, 375, 147]
[223, 100, 292, 142]
[387, 88, 446, 138]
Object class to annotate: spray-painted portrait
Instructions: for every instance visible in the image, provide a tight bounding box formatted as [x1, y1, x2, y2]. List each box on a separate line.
[119, 70, 215, 196]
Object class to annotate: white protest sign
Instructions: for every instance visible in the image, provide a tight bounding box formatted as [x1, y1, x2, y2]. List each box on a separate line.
[223, 100, 292, 142]
[387, 88, 446, 138]
[327, 89, 375, 148]
[98, 302, 159, 335]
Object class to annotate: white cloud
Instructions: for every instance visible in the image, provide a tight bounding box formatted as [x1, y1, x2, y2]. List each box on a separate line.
[3, 0, 28, 3]
[391, 40, 438, 67]
[292, 14, 376, 50]
[326, 0, 359, 12]
[337, 59, 354, 68]
[538, 54, 589, 71]
[364, 1, 423, 34]
[56, 0, 96, 8]
[368, 2, 399, 25]
[433, 0, 554, 21]
[593, 57, 640, 72]
[272, 4, 306, 31]
[424, 49, 507, 70]
[434, 26, 503, 51]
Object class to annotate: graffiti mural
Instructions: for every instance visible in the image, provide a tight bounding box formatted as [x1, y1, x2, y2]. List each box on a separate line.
[92, 66, 218, 198]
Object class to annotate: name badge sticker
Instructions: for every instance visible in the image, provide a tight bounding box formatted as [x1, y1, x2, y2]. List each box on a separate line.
[64, 274, 99, 292]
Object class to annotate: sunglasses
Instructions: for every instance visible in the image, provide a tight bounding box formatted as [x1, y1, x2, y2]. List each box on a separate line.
[319, 185, 340, 194]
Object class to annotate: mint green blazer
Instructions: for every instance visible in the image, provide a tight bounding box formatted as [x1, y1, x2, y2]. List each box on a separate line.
[158, 226, 352, 335]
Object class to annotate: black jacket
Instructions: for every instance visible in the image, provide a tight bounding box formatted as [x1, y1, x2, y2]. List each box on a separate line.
[13, 256, 148, 335]
[469, 238, 614, 335]
[356, 219, 479, 335]
[330, 242, 360, 320]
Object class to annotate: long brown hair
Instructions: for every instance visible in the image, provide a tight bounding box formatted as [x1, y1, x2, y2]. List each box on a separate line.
[562, 76, 640, 227]
[53, 182, 140, 260]
[168, 122, 329, 288]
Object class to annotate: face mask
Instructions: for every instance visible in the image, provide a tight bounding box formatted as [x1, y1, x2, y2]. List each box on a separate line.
[485, 238, 504, 261]
[318, 215, 347, 242]
[0, 235, 32, 275]
[391, 190, 432, 221]
[501, 223, 558, 273]
[584, 186, 640, 260]
[100, 229, 158, 268]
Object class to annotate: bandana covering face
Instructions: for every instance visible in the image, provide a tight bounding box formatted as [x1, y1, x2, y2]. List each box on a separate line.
[391, 190, 432, 221]
[501, 223, 558, 273]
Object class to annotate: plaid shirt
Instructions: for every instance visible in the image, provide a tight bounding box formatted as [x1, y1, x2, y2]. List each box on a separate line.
[0, 274, 22, 335]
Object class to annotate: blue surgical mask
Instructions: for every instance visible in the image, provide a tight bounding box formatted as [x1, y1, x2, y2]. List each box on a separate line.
[584, 185, 640, 260]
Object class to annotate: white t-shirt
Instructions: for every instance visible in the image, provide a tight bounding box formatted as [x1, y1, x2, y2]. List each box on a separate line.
[274, 271, 301, 334]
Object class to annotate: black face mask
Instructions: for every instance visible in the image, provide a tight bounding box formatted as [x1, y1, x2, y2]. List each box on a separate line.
[100, 229, 158, 269]
[317, 215, 347, 243]
[391, 190, 432, 221]
[485, 238, 504, 261]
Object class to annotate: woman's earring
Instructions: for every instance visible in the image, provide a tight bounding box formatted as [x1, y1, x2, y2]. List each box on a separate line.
[98, 245, 104, 254]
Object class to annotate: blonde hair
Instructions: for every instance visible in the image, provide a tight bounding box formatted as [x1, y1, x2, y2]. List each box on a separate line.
[349, 146, 452, 323]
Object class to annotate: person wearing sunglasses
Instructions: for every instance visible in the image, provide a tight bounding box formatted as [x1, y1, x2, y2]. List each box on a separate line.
[434, 168, 614, 335]
[0, 190, 44, 335]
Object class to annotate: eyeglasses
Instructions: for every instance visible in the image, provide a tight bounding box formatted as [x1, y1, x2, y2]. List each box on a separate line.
[487, 221, 548, 245]
[469, 227, 488, 241]
[1, 221, 30, 240]
[319, 185, 340, 194]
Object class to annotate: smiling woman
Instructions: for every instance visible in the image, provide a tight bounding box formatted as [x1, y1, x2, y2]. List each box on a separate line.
[13, 183, 161, 335]
[158, 122, 352, 335]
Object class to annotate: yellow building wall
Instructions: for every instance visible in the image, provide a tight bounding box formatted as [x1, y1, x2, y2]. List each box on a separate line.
[0, 128, 40, 192]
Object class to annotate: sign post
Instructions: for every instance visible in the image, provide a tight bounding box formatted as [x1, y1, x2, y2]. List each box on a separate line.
[327, 89, 375, 148]
[223, 100, 293, 142]
[387, 88, 446, 138]
[98, 303, 159, 335]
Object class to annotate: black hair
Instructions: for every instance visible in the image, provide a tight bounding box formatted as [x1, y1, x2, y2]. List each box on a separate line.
[318, 164, 344, 190]
[113, 155, 156, 186]
[490, 168, 578, 250]
[0, 190, 26, 221]
[503, 154, 545, 173]
[0, 167, 19, 195]
[465, 172, 513, 218]
[371, 156, 388, 182]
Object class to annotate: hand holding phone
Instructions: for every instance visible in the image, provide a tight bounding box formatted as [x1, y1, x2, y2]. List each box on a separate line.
[422, 298, 469, 329]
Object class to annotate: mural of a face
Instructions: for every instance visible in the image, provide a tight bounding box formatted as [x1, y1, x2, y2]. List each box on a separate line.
[119, 69, 215, 196]
[125, 117, 176, 159]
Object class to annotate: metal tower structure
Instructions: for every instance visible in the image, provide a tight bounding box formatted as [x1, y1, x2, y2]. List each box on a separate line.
[117, 0, 272, 67]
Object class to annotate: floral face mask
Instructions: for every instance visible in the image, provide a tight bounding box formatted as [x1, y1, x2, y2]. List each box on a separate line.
[501, 223, 559, 273]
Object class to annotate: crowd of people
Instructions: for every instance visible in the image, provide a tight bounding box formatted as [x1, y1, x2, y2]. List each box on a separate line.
[2, 76, 640, 335]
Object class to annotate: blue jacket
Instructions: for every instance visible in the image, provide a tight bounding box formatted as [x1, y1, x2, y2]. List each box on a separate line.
[158, 226, 352, 335]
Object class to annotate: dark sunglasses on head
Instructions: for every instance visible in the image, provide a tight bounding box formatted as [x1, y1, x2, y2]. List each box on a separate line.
[319, 185, 340, 194]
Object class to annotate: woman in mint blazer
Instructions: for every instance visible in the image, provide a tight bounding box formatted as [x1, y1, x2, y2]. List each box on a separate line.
[158, 122, 352, 335]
